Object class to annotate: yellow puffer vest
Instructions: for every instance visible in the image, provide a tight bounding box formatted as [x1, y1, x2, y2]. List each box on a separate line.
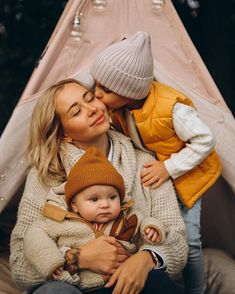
[112, 82, 222, 208]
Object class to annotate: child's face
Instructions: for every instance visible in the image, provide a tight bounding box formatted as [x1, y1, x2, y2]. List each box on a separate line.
[95, 82, 132, 110]
[55, 82, 110, 145]
[71, 185, 121, 223]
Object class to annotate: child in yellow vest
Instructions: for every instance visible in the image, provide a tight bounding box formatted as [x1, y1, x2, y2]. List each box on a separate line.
[90, 31, 222, 294]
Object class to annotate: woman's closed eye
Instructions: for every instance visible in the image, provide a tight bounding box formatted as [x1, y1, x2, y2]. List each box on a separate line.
[84, 92, 95, 102]
[70, 107, 81, 116]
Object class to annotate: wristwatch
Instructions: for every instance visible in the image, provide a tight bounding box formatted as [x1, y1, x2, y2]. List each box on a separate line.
[149, 250, 161, 269]
[145, 250, 166, 270]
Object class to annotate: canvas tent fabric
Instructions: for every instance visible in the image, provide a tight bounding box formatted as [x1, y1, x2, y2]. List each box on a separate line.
[0, 0, 235, 255]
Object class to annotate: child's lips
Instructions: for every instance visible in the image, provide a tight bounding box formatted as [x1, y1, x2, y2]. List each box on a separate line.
[97, 212, 111, 217]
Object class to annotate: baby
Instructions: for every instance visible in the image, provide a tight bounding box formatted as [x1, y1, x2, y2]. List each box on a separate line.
[23, 146, 165, 291]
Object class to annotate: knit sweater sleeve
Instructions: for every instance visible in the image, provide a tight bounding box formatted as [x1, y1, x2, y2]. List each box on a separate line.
[164, 103, 215, 179]
[125, 205, 166, 245]
[10, 169, 52, 291]
[139, 216, 166, 245]
[23, 220, 65, 279]
[109, 130, 188, 276]
[133, 150, 188, 277]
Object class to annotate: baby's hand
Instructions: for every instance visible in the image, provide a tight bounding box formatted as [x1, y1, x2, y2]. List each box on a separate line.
[145, 227, 161, 244]
[141, 160, 169, 189]
[51, 265, 63, 280]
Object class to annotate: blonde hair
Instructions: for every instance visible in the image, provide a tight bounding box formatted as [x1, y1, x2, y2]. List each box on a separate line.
[27, 79, 82, 186]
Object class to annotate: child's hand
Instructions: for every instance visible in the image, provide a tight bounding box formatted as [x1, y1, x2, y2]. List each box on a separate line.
[145, 227, 161, 244]
[141, 160, 169, 189]
[51, 265, 63, 280]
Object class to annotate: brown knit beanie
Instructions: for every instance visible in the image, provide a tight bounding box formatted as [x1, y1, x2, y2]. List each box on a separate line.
[90, 31, 154, 100]
[65, 146, 125, 205]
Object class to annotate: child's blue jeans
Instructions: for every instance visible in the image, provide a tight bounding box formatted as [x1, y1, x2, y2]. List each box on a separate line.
[180, 198, 204, 294]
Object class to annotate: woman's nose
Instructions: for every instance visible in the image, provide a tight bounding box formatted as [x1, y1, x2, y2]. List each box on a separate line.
[85, 103, 97, 116]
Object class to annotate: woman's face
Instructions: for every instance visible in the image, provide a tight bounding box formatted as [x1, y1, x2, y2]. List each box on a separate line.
[55, 82, 110, 144]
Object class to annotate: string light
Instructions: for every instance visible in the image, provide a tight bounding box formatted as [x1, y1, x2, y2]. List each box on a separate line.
[0, 173, 5, 183]
[70, 11, 83, 42]
[174, 0, 200, 17]
[92, 0, 107, 10]
[152, 0, 165, 11]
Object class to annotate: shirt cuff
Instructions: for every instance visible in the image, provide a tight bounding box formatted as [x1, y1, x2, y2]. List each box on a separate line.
[164, 158, 182, 179]
[140, 245, 167, 271]
[59, 246, 71, 257]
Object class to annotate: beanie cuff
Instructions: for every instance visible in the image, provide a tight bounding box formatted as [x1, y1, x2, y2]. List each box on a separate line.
[90, 31, 154, 100]
[91, 59, 153, 100]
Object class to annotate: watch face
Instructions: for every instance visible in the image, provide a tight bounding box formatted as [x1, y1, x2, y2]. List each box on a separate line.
[151, 251, 159, 267]
[143, 249, 166, 270]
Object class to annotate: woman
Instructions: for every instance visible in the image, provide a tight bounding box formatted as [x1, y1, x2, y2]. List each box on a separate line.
[10, 79, 188, 294]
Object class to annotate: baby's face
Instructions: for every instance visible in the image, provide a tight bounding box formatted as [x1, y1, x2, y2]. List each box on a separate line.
[71, 185, 121, 223]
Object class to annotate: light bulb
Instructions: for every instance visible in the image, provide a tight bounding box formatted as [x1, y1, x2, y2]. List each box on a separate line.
[187, 0, 200, 9]
[70, 12, 82, 42]
[92, 0, 107, 10]
[152, 0, 165, 11]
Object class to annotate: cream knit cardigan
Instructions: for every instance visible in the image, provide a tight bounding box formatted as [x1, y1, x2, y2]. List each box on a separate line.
[23, 207, 138, 290]
[10, 130, 188, 292]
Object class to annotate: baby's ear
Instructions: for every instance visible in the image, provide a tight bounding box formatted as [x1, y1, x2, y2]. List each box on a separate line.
[70, 200, 79, 213]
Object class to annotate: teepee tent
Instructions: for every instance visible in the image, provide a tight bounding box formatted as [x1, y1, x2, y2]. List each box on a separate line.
[0, 0, 235, 258]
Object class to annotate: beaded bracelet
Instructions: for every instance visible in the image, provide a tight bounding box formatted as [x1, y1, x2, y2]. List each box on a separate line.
[64, 248, 80, 274]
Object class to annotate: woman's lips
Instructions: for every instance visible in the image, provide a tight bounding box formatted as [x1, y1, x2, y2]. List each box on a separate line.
[91, 113, 105, 126]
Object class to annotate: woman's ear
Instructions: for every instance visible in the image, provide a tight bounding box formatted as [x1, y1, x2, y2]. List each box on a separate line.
[62, 133, 73, 143]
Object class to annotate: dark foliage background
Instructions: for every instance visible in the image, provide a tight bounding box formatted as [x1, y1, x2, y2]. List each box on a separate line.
[0, 0, 234, 135]
[174, 0, 235, 115]
[0, 0, 66, 135]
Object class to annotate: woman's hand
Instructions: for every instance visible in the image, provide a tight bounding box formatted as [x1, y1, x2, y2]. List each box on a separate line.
[105, 250, 155, 294]
[79, 236, 129, 275]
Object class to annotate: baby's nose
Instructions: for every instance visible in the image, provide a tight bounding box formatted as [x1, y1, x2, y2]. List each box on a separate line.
[100, 199, 109, 207]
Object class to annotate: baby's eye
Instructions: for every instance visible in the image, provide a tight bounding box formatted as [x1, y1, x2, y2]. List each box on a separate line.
[110, 194, 118, 200]
[90, 197, 98, 202]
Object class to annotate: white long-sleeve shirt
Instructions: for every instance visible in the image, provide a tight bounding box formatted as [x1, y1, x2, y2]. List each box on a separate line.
[164, 103, 215, 179]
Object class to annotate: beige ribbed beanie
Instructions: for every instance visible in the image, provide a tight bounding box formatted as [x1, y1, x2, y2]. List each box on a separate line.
[90, 31, 154, 100]
[65, 146, 125, 204]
